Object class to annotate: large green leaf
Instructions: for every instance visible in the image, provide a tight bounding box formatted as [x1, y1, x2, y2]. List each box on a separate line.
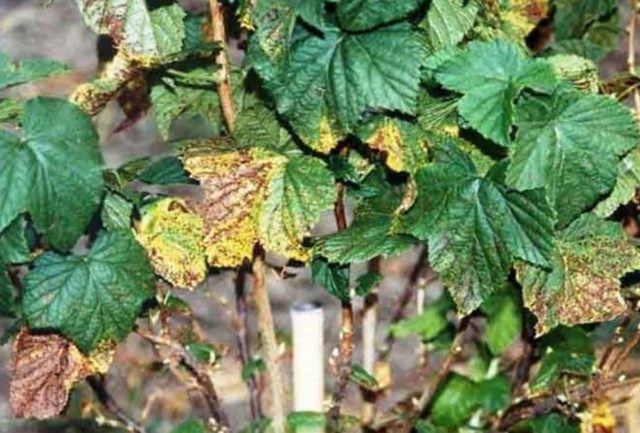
[517, 214, 640, 334]
[422, 0, 478, 50]
[252, 24, 422, 152]
[403, 144, 555, 313]
[507, 89, 639, 227]
[22, 231, 155, 353]
[75, 0, 186, 62]
[554, 0, 616, 40]
[337, 0, 424, 31]
[0, 50, 67, 90]
[0, 98, 104, 250]
[434, 39, 556, 146]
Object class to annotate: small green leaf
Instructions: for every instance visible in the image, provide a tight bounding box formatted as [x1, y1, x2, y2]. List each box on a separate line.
[137, 156, 193, 185]
[355, 272, 382, 296]
[435, 39, 557, 146]
[311, 257, 350, 302]
[422, 0, 478, 50]
[287, 412, 326, 429]
[349, 364, 379, 390]
[287, 0, 326, 30]
[525, 413, 580, 433]
[23, 230, 155, 353]
[389, 293, 452, 340]
[0, 98, 24, 123]
[0, 50, 67, 90]
[186, 342, 217, 365]
[171, 418, 206, 433]
[0, 97, 104, 250]
[242, 357, 266, 382]
[595, 149, 640, 217]
[481, 286, 522, 355]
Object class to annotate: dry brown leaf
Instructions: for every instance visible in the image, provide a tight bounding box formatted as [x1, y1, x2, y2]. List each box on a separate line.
[10, 330, 99, 419]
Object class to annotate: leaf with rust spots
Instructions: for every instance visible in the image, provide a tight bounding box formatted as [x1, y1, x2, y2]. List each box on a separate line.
[357, 118, 429, 174]
[75, 0, 186, 65]
[135, 198, 207, 289]
[181, 141, 335, 267]
[10, 330, 94, 419]
[517, 213, 640, 335]
[501, 0, 548, 43]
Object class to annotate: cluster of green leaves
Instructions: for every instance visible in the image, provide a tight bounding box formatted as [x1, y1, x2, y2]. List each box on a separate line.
[1, 0, 639, 431]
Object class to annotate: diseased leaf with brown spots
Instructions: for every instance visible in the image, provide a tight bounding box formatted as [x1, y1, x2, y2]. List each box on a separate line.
[181, 140, 335, 267]
[135, 198, 207, 289]
[501, 0, 548, 43]
[357, 118, 429, 174]
[10, 330, 93, 419]
[517, 213, 640, 335]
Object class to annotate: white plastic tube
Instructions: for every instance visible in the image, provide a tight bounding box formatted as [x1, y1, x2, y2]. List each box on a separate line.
[291, 301, 325, 432]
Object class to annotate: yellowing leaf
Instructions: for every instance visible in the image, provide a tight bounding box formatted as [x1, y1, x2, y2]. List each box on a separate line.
[10, 330, 105, 419]
[580, 401, 616, 433]
[501, 0, 548, 42]
[181, 141, 335, 267]
[181, 143, 285, 267]
[361, 118, 429, 173]
[517, 214, 640, 334]
[135, 198, 207, 289]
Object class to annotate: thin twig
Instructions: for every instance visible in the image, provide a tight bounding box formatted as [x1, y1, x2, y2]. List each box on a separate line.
[252, 245, 287, 433]
[87, 376, 148, 433]
[400, 317, 470, 433]
[328, 180, 356, 430]
[629, 0, 640, 118]
[136, 329, 230, 429]
[380, 246, 429, 362]
[234, 266, 264, 420]
[209, 0, 237, 132]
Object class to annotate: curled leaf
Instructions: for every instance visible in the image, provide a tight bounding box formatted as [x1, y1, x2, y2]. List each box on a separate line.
[135, 198, 207, 289]
[10, 330, 94, 419]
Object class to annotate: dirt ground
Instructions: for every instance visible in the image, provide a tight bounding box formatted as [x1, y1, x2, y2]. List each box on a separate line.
[1, 1, 640, 433]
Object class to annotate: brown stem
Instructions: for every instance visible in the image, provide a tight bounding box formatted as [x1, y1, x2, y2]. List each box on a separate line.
[511, 312, 536, 394]
[328, 181, 355, 430]
[209, 0, 237, 132]
[400, 317, 470, 433]
[87, 376, 148, 433]
[380, 246, 429, 362]
[252, 245, 287, 433]
[136, 330, 230, 429]
[234, 266, 264, 420]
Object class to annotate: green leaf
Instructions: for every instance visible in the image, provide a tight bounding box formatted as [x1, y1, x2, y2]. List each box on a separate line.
[422, 0, 478, 50]
[355, 272, 382, 296]
[337, 0, 424, 31]
[242, 357, 266, 381]
[434, 39, 556, 146]
[0, 97, 104, 250]
[389, 294, 451, 341]
[186, 342, 217, 365]
[553, 0, 616, 40]
[75, 1, 186, 62]
[287, 412, 326, 429]
[595, 149, 640, 217]
[22, 230, 155, 353]
[259, 155, 337, 259]
[0, 50, 67, 90]
[349, 364, 379, 390]
[431, 374, 508, 429]
[101, 192, 133, 231]
[517, 214, 640, 334]
[311, 257, 350, 302]
[507, 89, 639, 227]
[137, 156, 192, 185]
[171, 418, 206, 433]
[0, 217, 30, 264]
[252, 23, 422, 151]
[403, 143, 555, 313]
[287, 0, 325, 30]
[150, 70, 221, 139]
[482, 287, 522, 355]
[525, 413, 580, 433]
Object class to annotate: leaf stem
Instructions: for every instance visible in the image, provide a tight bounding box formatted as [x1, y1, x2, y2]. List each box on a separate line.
[360, 257, 381, 427]
[252, 245, 287, 433]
